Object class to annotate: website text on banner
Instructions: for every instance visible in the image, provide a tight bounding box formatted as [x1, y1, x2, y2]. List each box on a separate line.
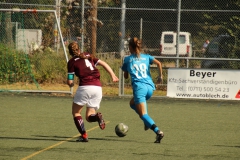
[167, 69, 240, 100]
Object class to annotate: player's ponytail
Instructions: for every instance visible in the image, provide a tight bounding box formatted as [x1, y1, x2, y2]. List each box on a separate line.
[128, 37, 141, 58]
[68, 41, 95, 60]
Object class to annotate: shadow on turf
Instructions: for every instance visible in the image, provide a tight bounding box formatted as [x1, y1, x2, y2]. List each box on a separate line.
[0, 135, 137, 143]
[0, 135, 73, 142]
[214, 145, 240, 148]
[68, 137, 136, 143]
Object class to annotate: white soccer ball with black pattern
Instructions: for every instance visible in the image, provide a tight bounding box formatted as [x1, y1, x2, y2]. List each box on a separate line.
[115, 123, 129, 137]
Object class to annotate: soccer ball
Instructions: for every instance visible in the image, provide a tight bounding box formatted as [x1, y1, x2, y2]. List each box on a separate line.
[115, 123, 129, 137]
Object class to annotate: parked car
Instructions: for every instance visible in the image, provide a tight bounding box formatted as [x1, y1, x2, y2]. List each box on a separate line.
[201, 34, 240, 69]
[160, 31, 193, 57]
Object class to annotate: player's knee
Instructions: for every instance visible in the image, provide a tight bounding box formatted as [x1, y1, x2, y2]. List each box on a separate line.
[72, 111, 79, 117]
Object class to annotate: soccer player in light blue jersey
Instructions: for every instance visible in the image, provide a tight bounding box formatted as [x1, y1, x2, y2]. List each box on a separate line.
[121, 37, 164, 143]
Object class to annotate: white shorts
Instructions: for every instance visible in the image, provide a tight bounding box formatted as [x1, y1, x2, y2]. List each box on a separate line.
[73, 85, 102, 110]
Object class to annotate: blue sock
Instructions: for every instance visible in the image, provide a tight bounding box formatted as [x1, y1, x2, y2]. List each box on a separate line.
[141, 114, 159, 133]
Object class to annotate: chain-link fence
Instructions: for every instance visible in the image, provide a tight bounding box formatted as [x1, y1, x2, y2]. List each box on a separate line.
[0, 1, 240, 96]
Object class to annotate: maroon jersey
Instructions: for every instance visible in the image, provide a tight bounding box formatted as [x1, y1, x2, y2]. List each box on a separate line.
[67, 53, 101, 86]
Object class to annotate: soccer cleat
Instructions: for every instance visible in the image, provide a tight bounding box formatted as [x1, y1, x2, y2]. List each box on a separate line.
[144, 124, 149, 131]
[76, 136, 88, 142]
[154, 130, 164, 143]
[96, 112, 105, 130]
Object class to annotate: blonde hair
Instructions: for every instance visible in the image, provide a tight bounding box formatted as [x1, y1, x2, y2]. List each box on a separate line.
[128, 37, 141, 57]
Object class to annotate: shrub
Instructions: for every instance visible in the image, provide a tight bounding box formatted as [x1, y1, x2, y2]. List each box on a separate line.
[0, 44, 34, 84]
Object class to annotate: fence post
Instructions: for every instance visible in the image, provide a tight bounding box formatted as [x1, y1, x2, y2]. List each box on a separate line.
[176, 0, 182, 68]
[119, 0, 126, 58]
[118, 67, 124, 96]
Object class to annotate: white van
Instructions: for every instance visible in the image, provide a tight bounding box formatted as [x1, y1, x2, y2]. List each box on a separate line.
[160, 31, 193, 57]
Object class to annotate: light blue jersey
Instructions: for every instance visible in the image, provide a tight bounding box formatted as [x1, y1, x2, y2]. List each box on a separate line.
[122, 53, 156, 103]
[122, 53, 155, 90]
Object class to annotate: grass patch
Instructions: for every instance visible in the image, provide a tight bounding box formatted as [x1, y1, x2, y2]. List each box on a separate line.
[0, 93, 239, 160]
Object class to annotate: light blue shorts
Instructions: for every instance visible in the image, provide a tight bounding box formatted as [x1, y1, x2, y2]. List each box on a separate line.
[132, 82, 153, 104]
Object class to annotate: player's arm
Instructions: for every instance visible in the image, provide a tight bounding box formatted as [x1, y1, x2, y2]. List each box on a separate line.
[97, 60, 119, 82]
[152, 58, 163, 84]
[121, 58, 129, 79]
[67, 73, 74, 87]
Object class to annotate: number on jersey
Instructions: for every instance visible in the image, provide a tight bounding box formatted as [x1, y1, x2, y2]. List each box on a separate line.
[133, 63, 147, 78]
[85, 59, 94, 70]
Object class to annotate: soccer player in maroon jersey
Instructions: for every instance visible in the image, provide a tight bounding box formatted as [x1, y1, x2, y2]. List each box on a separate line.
[67, 42, 119, 142]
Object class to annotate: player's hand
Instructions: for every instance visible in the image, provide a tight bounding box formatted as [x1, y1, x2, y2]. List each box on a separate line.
[157, 76, 163, 84]
[112, 75, 119, 82]
[69, 83, 74, 87]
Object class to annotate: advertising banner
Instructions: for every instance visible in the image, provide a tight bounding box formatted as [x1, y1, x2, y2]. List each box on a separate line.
[167, 68, 240, 100]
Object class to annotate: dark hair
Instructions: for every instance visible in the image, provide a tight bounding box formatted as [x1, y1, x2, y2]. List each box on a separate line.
[128, 37, 141, 57]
